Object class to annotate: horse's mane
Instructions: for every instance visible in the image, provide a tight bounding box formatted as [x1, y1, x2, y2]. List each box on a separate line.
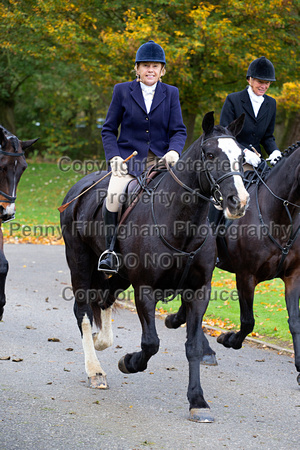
[281, 141, 300, 158]
[264, 140, 300, 181]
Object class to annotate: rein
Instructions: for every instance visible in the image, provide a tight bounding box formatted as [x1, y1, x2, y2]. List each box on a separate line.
[253, 165, 300, 277]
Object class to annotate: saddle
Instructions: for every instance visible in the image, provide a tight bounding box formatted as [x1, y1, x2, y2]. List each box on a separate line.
[119, 163, 167, 224]
[92, 162, 167, 221]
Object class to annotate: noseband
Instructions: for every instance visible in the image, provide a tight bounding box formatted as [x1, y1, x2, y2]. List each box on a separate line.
[0, 145, 25, 204]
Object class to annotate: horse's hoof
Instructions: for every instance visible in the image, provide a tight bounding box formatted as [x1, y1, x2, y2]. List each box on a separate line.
[200, 354, 218, 366]
[88, 373, 108, 389]
[297, 373, 300, 385]
[118, 355, 131, 374]
[188, 408, 214, 423]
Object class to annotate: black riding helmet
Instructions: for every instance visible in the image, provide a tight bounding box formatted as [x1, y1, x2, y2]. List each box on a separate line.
[135, 40, 166, 65]
[246, 56, 276, 82]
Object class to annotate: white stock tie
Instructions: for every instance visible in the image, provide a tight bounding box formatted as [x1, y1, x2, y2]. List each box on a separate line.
[140, 82, 156, 113]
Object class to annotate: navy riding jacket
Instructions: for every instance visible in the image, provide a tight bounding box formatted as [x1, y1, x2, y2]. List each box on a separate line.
[220, 87, 279, 156]
[101, 79, 187, 177]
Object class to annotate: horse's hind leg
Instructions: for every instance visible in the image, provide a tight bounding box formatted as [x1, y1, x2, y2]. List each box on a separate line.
[80, 312, 108, 389]
[65, 239, 109, 389]
[165, 299, 217, 365]
[93, 307, 113, 351]
[165, 301, 186, 329]
[0, 238, 8, 321]
[284, 275, 300, 385]
[118, 286, 159, 374]
[217, 274, 255, 349]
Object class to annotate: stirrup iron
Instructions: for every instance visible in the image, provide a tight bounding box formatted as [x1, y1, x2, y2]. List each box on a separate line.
[97, 250, 120, 274]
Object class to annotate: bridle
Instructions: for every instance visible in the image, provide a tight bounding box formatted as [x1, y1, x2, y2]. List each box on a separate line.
[0, 143, 25, 204]
[165, 135, 244, 207]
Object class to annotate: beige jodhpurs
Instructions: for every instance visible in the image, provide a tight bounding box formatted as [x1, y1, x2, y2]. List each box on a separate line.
[106, 151, 160, 212]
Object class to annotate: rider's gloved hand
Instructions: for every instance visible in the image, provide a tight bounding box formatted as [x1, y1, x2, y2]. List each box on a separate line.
[110, 156, 128, 177]
[243, 148, 261, 168]
[266, 150, 282, 166]
[159, 150, 179, 167]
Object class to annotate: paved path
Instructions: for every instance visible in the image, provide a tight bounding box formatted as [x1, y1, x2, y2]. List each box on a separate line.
[0, 245, 299, 449]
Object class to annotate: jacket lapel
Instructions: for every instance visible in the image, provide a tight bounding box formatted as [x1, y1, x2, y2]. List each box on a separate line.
[151, 82, 166, 112]
[256, 96, 269, 121]
[130, 80, 147, 113]
[241, 88, 256, 120]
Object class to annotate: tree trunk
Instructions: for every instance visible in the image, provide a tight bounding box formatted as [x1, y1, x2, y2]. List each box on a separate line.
[0, 99, 16, 134]
[282, 111, 300, 149]
[183, 111, 197, 149]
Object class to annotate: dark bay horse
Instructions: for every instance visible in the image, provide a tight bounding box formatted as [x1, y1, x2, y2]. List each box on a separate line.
[60, 112, 249, 422]
[0, 126, 38, 320]
[214, 141, 300, 385]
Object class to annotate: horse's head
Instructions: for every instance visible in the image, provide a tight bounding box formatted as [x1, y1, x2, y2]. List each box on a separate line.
[0, 126, 38, 222]
[200, 111, 249, 219]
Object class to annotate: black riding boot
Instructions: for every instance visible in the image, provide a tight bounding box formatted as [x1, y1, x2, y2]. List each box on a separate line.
[98, 208, 119, 274]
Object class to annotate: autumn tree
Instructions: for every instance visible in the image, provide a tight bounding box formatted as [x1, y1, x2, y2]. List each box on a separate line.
[0, 0, 299, 156]
[102, 1, 300, 148]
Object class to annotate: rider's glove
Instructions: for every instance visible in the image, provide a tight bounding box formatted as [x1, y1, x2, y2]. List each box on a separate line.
[159, 150, 180, 167]
[266, 150, 282, 166]
[110, 156, 128, 177]
[243, 148, 261, 168]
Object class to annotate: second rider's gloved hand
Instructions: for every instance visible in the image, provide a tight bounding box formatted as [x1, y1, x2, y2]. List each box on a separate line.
[266, 150, 282, 166]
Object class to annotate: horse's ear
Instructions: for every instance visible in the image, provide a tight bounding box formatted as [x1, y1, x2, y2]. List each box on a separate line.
[0, 127, 8, 147]
[21, 138, 39, 150]
[227, 113, 245, 137]
[202, 111, 215, 135]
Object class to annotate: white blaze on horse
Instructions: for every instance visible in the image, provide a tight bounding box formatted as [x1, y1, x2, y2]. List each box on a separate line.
[0, 126, 38, 320]
[60, 112, 249, 422]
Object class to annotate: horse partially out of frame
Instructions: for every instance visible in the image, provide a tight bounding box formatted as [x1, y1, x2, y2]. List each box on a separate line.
[60, 112, 249, 422]
[214, 141, 300, 386]
[0, 126, 38, 320]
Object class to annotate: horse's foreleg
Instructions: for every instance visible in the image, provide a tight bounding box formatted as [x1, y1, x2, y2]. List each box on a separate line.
[185, 288, 214, 423]
[118, 286, 159, 374]
[93, 307, 113, 351]
[217, 274, 255, 349]
[284, 277, 300, 384]
[0, 234, 8, 321]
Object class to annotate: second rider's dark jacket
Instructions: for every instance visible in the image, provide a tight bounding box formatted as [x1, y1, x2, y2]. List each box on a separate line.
[220, 87, 279, 155]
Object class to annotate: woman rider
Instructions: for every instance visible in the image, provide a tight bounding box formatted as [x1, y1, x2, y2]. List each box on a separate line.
[99, 40, 187, 274]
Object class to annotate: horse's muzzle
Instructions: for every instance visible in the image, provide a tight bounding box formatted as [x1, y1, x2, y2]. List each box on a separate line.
[0, 203, 16, 223]
[225, 193, 249, 219]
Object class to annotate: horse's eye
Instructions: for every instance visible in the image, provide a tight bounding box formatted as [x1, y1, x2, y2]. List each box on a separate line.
[206, 153, 214, 160]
